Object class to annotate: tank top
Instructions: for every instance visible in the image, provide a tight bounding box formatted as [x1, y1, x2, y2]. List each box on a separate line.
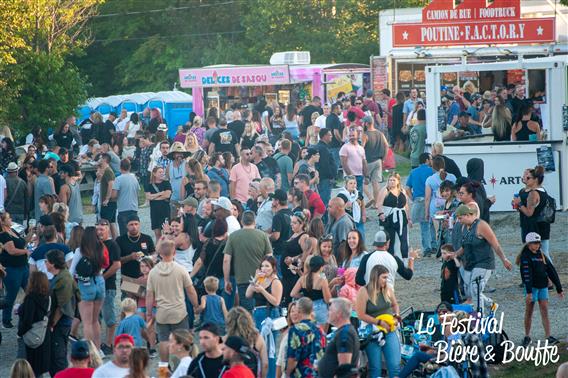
[516, 120, 536, 141]
[203, 295, 225, 326]
[253, 279, 275, 307]
[462, 219, 495, 271]
[168, 161, 186, 202]
[300, 286, 324, 301]
[284, 116, 299, 132]
[366, 291, 393, 318]
[68, 181, 83, 224]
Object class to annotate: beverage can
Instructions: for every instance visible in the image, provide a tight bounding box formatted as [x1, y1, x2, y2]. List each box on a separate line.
[512, 193, 519, 209]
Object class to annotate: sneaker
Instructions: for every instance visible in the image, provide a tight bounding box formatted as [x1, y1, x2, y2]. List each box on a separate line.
[546, 336, 559, 345]
[101, 343, 113, 356]
[2, 321, 14, 329]
[521, 336, 532, 347]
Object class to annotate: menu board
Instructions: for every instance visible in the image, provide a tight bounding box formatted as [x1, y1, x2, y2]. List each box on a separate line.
[536, 145, 555, 172]
[397, 62, 427, 92]
[371, 56, 388, 93]
[459, 71, 479, 88]
[442, 72, 458, 87]
[507, 69, 525, 85]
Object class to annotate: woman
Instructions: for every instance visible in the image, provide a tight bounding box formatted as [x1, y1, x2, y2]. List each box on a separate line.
[52, 202, 77, 242]
[378, 173, 411, 260]
[355, 264, 401, 378]
[288, 189, 308, 214]
[306, 111, 320, 146]
[126, 348, 150, 378]
[67, 225, 84, 252]
[17, 271, 51, 377]
[191, 219, 228, 283]
[341, 229, 367, 268]
[38, 194, 56, 218]
[241, 121, 259, 150]
[225, 307, 269, 378]
[0, 212, 31, 328]
[512, 105, 541, 141]
[169, 329, 198, 378]
[222, 151, 234, 171]
[466, 158, 494, 222]
[405, 100, 424, 129]
[315, 234, 338, 282]
[125, 112, 141, 143]
[230, 199, 244, 224]
[304, 217, 324, 258]
[0, 137, 17, 172]
[455, 204, 513, 312]
[9, 360, 34, 378]
[54, 122, 74, 150]
[190, 116, 206, 147]
[391, 92, 406, 152]
[337, 175, 366, 239]
[207, 153, 230, 197]
[252, 110, 264, 135]
[290, 255, 331, 331]
[144, 166, 172, 240]
[180, 159, 209, 200]
[281, 211, 310, 306]
[513, 165, 551, 260]
[26, 126, 46, 151]
[479, 99, 493, 130]
[270, 104, 285, 141]
[70, 226, 107, 348]
[462, 81, 477, 101]
[284, 103, 299, 139]
[457, 182, 482, 220]
[275, 302, 299, 378]
[148, 108, 164, 134]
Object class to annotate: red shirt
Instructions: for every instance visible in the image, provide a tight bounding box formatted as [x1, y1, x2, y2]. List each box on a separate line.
[54, 367, 94, 378]
[305, 189, 326, 217]
[222, 364, 255, 378]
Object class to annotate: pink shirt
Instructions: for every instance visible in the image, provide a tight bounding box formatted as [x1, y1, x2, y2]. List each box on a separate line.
[229, 163, 260, 203]
[339, 142, 365, 176]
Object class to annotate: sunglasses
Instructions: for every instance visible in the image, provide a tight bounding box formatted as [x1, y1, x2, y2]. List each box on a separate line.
[97, 221, 110, 226]
[320, 234, 333, 241]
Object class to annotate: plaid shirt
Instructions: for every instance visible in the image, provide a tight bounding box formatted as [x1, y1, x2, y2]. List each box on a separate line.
[138, 145, 154, 177]
[462, 333, 488, 378]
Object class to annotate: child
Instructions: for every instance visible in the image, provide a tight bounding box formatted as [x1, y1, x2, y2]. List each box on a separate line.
[115, 298, 150, 348]
[195, 276, 228, 333]
[135, 257, 156, 351]
[338, 268, 359, 305]
[440, 244, 461, 304]
[516, 232, 563, 347]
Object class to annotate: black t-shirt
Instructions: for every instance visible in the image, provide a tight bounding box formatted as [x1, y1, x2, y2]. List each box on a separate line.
[186, 353, 226, 378]
[211, 128, 238, 155]
[228, 120, 245, 141]
[0, 232, 28, 267]
[116, 233, 155, 278]
[199, 239, 226, 279]
[54, 132, 73, 150]
[103, 239, 121, 290]
[271, 208, 292, 255]
[300, 104, 324, 129]
[318, 324, 360, 378]
[144, 181, 172, 227]
[326, 113, 343, 148]
[96, 120, 115, 145]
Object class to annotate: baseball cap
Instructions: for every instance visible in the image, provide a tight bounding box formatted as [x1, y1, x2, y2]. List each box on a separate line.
[225, 335, 252, 357]
[39, 214, 54, 227]
[114, 334, 134, 347]
[471, 93, 481, 101]
[198, 322, 222, 336]
[525, 232, 541, 243]
[211, 197, 232, 212]
[126, 214, 140, 224]
[180, 196, 199, 208]
[455, 204, 476, 216]
[373, 230, 389, 247]
[269, 189, 287, 202]
[366, 89, 374, 97]
[440, 85, 448, 91]
[71, 340, 90, 360]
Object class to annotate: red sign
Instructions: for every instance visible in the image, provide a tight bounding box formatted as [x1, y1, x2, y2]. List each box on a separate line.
[392, 0, 555, 47]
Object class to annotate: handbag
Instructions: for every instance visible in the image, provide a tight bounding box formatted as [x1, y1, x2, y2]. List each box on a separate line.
[383, 148, 396, 170]
[23, 297, 51, 349]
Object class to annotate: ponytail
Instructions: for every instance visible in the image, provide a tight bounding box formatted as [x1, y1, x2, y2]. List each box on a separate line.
[533, 165, 545, 185]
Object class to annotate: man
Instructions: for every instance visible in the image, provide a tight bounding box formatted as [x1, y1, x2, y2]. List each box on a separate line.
[137, 131, 154, 188]
[228, 109, 245, 141]
[431, 141, 462, 178]
[339, 127, 367, 192]
[294, 174, 325, 218]
[212, 196, 241, 234]
[379, 89, 397, 137]
[299, 96, 323, 134]
[269, 189, 292, 257]
[186, 323, 227, 378]
[203, 116, 218, 150]
[65, 115, 82, 154]
[355, 231, 416, 288]
[229, 149, 260, 204]
[408, 109, 428, 168]
[223, 210, 273, 312]
[4, 162, 27, 223]
[448, 86, 471, 125]
[96, 219, 122, 356]
[455, 111, 481, 135]
[98, 154, 118, 238]
[54, 339, 94, 378]
[146, 238, 198, 362]
[315, 128, 337, 207]
[253, 144, 280, 186]
[100, 143, 121, 174]
[362, 115, 388, 207]
[179, 196, 202, 250]
[286, 297, 325, 378]
[317, 298, 360, 378]
[149, 140, 171, 173]
[34, 159, 55, 220]
[342, 97, 365, 127]
[324, 197, 355, 263]
[116, 215, 155, 280]
[255, 177, 275, 232]
[406, 152, 435, 257]
[314, 103, 330, 130]
[297, 148, 320, 189]
[403, 87, 420, 122]
[92, 334, 133, 378]
[222, 336, 256, 378]
[209, 117, 240, 156]
[467, 93, 482, 126]
[112, 159, 140, 235]
[94, 111, 116, 145]
[363, 89, 381, 125]
[508, 84, 529, 121]
[29, 225, 72, 279]
[58, 165, 83, 224]
[273, 139, 294, 191]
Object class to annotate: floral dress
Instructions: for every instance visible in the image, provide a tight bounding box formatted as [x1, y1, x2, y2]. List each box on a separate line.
[286, 319, 326, 378]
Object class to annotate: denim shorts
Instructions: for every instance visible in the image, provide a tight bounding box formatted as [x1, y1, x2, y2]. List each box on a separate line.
[313, 299, 329, 326]
[102, 289, 117, 326]
[78, 276, 106, 302]
[527, 287, 549, 302]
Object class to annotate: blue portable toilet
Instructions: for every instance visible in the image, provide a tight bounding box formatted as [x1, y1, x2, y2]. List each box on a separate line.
[119, 92, 156, 113]
[95, 95, 128, 115]
[145, 91, 193, 138]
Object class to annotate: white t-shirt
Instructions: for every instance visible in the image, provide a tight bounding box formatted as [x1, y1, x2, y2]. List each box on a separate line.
[115, 118, 129, 133]
[0, 175, 6, 212]
[226, 215, 241, 235]
[315, 114, 327, 129]
[171, 356, 193, 378]
[363, 250, 399, 288]
[175, 246, 196, 273]
[92, 361, 129, 378]
[126, 121, 141, 139]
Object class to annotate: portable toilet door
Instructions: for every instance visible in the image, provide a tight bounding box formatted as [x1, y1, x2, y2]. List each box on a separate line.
[119, 101, 138, 113]
[95, 102, 114, 115]
[164, 102, 193, 137]
[77, 105, 92, 123]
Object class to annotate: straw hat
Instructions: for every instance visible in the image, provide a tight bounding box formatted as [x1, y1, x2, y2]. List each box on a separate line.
[167, 141, 191, 159]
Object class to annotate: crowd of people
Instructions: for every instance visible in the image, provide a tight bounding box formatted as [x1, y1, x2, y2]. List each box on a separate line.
[0, 88, 564, 378]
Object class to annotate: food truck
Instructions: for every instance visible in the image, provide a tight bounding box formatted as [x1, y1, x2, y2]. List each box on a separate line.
[178, 58, 370, 116]
[372, 0, 567, 95]
[425, 55, 568, 211]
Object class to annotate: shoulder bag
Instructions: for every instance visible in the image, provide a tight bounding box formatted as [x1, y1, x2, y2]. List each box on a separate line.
[23, 297, 51, 349]
[192, 240, 226, 295]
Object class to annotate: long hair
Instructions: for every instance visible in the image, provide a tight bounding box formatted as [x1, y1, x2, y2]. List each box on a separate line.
[226, 307, 259, 347]
[128, 348, 149, 378]
[10, 359, 34, 378]
[67, 225, 84, 251]
[186, 158, 206, 182]
[515, 243, 547, 266]
[26, 271, 49, 297]
[150, 166, 164, 184]
[343, 229, 365, 264]
[289, 188, 308, 210]
[39, 194, 55, 213]
[308, 217, 324, 239]
[366, 264, 395, 306]
[491, 104, 512, 140]
[171, 329, 199, 358]
[222, 152, 234, 170]
[80, 227, 105, 272]
[432, 156, 447, 180]
[286, 103, 296, 122]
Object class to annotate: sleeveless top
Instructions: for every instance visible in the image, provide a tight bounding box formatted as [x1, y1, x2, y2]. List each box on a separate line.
[203, 295, 225, 326]
[169, 161, 186, 202]
[68, 181, 83, 224]
[462, 219, 495, 271]
[300, 286, 325, 301]
[284, 116, 299, 132]
[253, 279, 276, 307]
[516, 120, 536, 141]
[366, 291, 393, 318]
[519, 188, 550, 240]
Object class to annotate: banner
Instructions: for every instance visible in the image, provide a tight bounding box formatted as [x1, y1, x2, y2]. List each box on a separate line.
[179, 65, 290, 88]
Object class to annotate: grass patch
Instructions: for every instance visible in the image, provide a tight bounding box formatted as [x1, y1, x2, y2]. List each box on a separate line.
[489, 342, 567, 377]
[81, 188, 147, 215]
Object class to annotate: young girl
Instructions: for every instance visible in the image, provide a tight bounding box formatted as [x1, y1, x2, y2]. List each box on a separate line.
[337, 176, 366, 239]
[440, 244, 461, 304]
[437, 180, 460, 247]
[115, 298, 150, 348]
[516, 232, 563, 347]
[195, 276, 228, 334]
[136, 257, 156, 350]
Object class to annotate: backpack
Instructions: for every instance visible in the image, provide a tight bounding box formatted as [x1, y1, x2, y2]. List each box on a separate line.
[242, 345, 262, 378]
[537, 190, 556, 224]
[485, 329, 509, 364]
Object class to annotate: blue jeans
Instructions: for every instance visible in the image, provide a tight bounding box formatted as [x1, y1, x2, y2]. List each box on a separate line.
[2, 265, 29, 323]
[184, 292, 195, 329]
[356, 222, 365, 244]
[420, 221, 432, 252]
[318, 178, 331, 208]
[430, 219, 438, 251]
[355, 175, 364, 193]
[330, 148, 341, 173]
[399, 351, 433, 378]
[219, 277, 236, 310]
[365, 331, 401, 378]
[253, 307, 280, 378]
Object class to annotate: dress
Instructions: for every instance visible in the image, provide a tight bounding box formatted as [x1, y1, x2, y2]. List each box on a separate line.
[144, 181, 172, 230]
[281, 233, 305, 306]
[382, 191, 409, 259]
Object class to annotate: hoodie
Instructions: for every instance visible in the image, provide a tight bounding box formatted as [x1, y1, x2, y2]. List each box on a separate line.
[146, 260, 192, 324]
[338, 268, 360, 304]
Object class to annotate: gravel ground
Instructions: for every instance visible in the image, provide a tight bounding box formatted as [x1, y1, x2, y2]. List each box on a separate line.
[1, 200, 566, 376]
